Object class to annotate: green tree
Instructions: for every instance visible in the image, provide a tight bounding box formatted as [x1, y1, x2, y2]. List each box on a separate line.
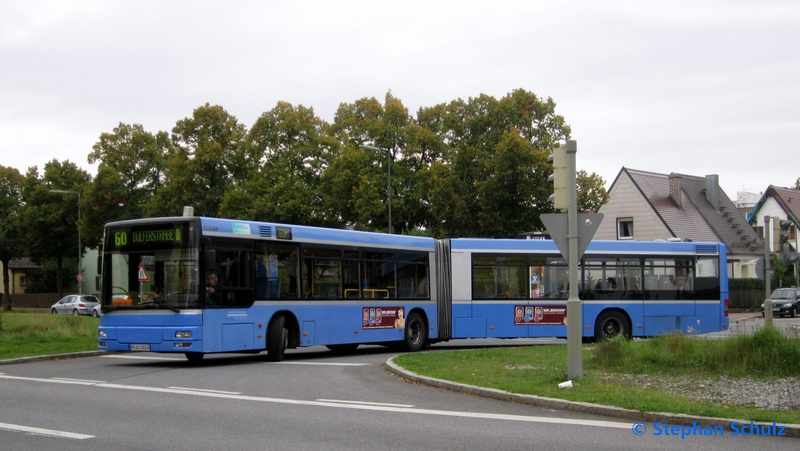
[577, 170, 609, 213]
[325, 92, 436, 233]
[772, 255, 797, 288]
[422, 89, 570, 237]
[23, 259, 78, 294]
[20, 160, 91, 298]
[84, 123, 170, 245]
[0, 165, 24, 310]
[321, 146, 386, 229]
[221, 102, 339, 226]
[152, 104, 246, 217]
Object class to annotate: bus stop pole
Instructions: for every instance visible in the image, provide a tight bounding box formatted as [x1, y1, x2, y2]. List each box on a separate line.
[566, 140, 582, 380]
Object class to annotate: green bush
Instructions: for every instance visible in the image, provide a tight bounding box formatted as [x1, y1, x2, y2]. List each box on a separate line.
[729, 278, 764, 290]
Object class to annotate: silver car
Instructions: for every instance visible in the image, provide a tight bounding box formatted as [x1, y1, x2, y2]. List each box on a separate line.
[51, 295, 101, 316]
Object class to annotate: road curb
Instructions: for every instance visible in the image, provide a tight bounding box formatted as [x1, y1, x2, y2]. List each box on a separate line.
[0, 351, 109, 365]
[385, 356, 800, 438]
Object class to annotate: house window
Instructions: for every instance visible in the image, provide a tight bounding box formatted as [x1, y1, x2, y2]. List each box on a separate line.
[20, 276, 27, 287]
[617, 218, 634, 240]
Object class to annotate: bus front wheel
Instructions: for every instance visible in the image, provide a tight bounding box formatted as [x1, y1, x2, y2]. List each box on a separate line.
[403, 312, 427, 352]
[595, 311, 631, 341]
[267, 315, 288, 362]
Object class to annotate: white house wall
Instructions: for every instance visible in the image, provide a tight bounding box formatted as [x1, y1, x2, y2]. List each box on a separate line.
[751, 198, 788, 253]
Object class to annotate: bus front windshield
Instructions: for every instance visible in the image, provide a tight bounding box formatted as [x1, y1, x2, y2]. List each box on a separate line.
[103, 221, 200, 311]
[106, 250, 200, 310]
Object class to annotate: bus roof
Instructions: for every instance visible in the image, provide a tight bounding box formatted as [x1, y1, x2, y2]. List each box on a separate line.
[450, 238, 724, 255]
[199, 217, 436, 250]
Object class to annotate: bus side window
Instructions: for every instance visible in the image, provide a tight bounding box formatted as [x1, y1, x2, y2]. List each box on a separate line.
[256, 243, 300, 300]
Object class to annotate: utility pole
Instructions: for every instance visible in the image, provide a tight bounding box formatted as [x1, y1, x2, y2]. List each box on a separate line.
[764, 215, 772, 327]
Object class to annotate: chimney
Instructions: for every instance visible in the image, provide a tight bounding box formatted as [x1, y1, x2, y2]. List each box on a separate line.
[669, 174, 682, 209]
[705, 174, 720, 211]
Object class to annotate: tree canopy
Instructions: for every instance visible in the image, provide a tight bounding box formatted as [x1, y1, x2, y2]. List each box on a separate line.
[3, 89, 611, 297]
[0, 165, 23, 309]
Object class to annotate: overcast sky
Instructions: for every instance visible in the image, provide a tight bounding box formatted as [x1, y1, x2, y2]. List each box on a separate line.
[2, 0, 798, 202]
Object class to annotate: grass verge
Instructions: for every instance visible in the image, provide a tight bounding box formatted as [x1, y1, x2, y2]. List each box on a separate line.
[0, 311, 100, 360]
[395, 328, 800, 425]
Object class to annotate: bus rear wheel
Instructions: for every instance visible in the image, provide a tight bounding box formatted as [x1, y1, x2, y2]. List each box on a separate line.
[267, 315, 288, 362]
[403, 312, 427, 352]
[595, 311, 630, 341]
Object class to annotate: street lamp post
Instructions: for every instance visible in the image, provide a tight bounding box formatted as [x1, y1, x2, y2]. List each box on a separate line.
[360, 145, 392, 234]
[50, 189, 82, 294]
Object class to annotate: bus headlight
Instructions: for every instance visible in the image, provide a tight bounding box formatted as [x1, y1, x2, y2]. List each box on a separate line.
[98, 330, 107, 338]
[175, 331, 192, 339]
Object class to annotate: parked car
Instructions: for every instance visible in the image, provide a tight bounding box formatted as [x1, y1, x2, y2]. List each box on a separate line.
[51, 295, 101, 316]
[91, 303, 101, 317]
[761, 288, 800, 318]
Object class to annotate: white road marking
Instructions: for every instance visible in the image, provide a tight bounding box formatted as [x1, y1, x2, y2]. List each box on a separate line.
[51, 377, 105, 384]
[316, 398, 415, 408]
[0, 373, 630, 430]
[0, 422, 93, 440]
[168, 386, 241, 395]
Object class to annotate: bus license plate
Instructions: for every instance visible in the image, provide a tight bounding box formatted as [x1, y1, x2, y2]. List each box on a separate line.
[131, 344, 150, 351]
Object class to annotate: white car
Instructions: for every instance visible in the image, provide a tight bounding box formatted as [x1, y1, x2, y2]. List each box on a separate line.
[50, 295, 100, 316]
[91, 303, 101, 317]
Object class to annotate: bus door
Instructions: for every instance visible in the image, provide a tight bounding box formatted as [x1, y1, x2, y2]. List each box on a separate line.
[526, 256, 569, 338]
[203, 239, 255, 353]
[469, 255, 528, 338]
[642, 257, 693, 335]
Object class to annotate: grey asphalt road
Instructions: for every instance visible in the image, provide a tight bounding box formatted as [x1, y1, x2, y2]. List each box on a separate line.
[1, 323, 797, 451]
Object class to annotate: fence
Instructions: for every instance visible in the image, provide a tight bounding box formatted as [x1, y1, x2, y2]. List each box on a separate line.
[0, 293, 61, 309]
[729, 288, 764, 310]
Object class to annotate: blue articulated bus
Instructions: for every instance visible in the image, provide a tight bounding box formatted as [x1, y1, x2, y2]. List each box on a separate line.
[98, 213, 729, 361]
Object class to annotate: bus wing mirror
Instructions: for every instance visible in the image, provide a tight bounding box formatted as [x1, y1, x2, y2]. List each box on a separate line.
[204, 250, 217, 271]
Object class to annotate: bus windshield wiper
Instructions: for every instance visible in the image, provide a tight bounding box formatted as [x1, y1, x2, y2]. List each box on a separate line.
[149, 301, 180, 313]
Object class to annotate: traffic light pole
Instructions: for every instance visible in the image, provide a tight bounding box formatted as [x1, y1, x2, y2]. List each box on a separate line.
[542, 140, 601, 380]
[565, 140, 582, 380]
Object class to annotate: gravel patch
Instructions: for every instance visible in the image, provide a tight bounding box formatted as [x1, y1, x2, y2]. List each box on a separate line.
[597, 373, 800, 411]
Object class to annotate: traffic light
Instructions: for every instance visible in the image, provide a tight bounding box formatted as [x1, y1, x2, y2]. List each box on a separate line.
[547, 143, 568, 210]
[779, 220, 798, 266]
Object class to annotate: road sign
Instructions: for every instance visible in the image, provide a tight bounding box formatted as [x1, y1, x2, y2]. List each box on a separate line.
[76, 274, 84, 282]
[138, 263, 150, 282]
[540, 213, 603, 261]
